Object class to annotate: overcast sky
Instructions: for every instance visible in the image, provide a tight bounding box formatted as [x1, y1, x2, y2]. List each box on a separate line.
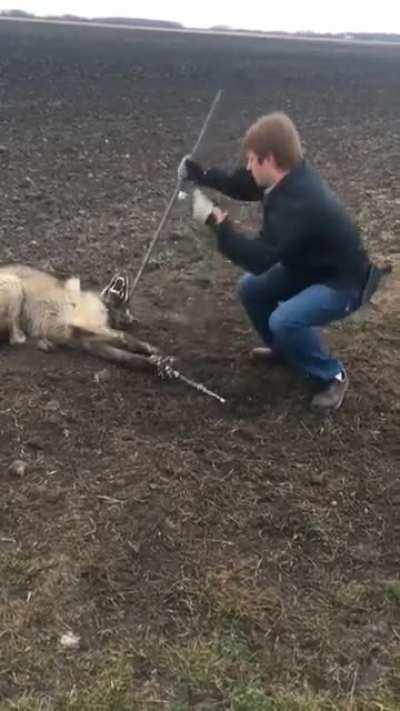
[1, 0, 399, 34]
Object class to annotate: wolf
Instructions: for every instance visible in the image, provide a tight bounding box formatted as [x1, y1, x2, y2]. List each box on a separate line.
[0, 264, 158, 369]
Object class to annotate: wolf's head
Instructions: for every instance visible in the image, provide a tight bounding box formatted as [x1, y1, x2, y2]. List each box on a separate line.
[100, 272, 135, 330]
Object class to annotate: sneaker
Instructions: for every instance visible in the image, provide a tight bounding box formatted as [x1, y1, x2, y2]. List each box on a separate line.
[250, 346, 282, 364]
[311, 372, 349, 411]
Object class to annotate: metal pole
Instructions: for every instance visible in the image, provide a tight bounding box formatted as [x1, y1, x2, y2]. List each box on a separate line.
[131, 89, 222, 293]
[190, 89, 223, 159]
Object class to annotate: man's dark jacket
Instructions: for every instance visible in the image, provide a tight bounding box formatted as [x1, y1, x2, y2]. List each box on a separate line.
[197, 159, 370, 289]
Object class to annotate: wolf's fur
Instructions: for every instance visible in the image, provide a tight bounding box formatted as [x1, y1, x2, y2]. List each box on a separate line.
[0, 264, 157, 369]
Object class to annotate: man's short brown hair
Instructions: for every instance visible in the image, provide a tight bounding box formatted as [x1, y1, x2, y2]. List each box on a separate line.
[242, 112, 303, 170]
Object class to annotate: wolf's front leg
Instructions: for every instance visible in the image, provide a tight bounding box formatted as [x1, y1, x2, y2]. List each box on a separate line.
[77, 339, 157, 370]
[76, 325, 158, 356]
[119, 331, 159, 356]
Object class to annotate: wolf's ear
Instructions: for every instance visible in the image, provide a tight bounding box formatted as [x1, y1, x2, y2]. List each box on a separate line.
[101, 272, 129, 305]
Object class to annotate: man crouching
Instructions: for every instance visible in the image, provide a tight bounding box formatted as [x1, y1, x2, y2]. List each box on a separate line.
[179, 112, 381, 411]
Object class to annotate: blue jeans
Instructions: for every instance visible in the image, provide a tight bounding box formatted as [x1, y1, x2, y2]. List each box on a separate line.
[238, 264, 361, 383]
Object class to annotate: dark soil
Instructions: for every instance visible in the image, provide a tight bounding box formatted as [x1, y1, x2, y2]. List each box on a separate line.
[0, 19, 400, 709]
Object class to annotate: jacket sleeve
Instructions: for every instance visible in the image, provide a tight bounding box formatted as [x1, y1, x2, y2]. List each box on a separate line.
[214, 210, 307, 275]
[199, 167, 264, 202]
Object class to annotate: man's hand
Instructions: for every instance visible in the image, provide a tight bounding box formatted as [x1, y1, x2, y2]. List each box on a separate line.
[192, 189, 228, 227]
[177, 154, 205, 184]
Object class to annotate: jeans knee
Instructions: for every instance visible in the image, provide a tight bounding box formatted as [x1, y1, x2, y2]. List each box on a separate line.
[269, 308, 291, 338]
[237, 273, 257, 305]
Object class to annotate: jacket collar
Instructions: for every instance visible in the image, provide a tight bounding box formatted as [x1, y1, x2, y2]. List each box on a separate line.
[264, 159, 307, 200]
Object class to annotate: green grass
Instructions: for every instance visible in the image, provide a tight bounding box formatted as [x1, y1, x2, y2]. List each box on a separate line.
[384, 581, 400, 605]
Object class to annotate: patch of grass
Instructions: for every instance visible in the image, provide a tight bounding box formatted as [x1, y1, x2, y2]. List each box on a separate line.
[384, 581, 400, 605]
[303, 518, 325, 543]
[2, 648, 400, 711]
[205, 563, 281, 624]
[157, 631, 340, 710]
[356, 691, 400, 711]
[0, 703, 49, 711]
[0, 657, 162, 710]
[334, 583, 370, 608]
[230, 689, 400, 710]
[230, 684, 336, 710]
[158, 627, 254, 690]
[147, 249, 173, 271]
[1, 550, 33, 588]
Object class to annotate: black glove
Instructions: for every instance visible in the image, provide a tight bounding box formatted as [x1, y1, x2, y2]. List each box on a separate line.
[177, 154, 205, 185]
[185, 158, 205, 183]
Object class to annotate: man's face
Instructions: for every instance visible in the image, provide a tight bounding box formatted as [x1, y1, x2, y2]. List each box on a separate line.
[246, 150, 275, 187]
